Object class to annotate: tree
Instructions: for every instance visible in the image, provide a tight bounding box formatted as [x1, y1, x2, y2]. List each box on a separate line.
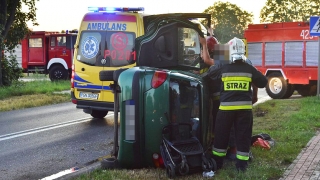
[260, 0, 320, 23]
[203, 1, 253, 43]
[0, 0, 38, 86]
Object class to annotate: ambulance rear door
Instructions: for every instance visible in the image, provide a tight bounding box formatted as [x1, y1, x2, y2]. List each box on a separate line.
[73, 8, 144, 109]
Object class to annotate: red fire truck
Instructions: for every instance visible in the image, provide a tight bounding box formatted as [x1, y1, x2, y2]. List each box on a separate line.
[244, 22, 318, 99]
[7, 31, 77, 81]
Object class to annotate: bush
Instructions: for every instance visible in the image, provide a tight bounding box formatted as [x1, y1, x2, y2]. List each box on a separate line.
[2, 51, 23, 86]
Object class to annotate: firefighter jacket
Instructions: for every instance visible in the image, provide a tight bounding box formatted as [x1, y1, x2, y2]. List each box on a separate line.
[203, 61, 267, 110]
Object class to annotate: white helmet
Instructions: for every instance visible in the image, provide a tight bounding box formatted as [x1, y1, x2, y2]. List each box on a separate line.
[228, 37, 245, 63]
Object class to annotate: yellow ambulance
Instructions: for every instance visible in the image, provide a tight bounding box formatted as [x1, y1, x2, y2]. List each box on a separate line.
[71, 7, 145, 118]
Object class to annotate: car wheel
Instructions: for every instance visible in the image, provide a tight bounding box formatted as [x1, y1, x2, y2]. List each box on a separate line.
[91, 110, 108, 118]
[266, 72, 288, 99]
[49, 65, 68, 81]
[101, 157, 119, 169]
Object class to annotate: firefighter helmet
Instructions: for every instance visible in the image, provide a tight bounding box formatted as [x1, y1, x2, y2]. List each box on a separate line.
[206, 36, 219, 54]
[228, 37, 245, 63]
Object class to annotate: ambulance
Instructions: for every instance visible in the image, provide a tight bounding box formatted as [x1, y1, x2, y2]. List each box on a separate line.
[71, 7, 145, 118]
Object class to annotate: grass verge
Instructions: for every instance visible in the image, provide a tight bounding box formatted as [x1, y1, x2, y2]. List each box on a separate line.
[0, 80, 71, 112]
[75, 97, 320, 180]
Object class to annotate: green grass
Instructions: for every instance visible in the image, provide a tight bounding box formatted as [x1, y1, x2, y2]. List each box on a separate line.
[0, 80, 71, 111]
[75, 97, 320, 180]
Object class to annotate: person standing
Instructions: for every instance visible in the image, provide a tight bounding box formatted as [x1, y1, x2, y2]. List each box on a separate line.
[198, 34, 219, 146]
[202, 37, 267, 171]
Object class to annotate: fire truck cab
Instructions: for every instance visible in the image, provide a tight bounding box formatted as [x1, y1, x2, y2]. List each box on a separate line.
[8, 31, 77, 81]
[244, 22, 318, 99]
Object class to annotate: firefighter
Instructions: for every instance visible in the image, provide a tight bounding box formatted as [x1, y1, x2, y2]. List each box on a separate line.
[202, 37, 267, 171]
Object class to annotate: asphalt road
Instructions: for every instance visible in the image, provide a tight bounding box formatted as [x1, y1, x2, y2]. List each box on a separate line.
[0, 103, 115, 180]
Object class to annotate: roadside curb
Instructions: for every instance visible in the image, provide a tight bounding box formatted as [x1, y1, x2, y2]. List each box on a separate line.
[53, 90, 71, 94]
[255, 96, 271, 106]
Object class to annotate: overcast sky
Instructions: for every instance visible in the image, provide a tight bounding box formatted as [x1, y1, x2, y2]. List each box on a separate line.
[27, 0, 266, 31]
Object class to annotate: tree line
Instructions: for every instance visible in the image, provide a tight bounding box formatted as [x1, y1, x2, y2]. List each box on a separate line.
[1, 0, 320, 86]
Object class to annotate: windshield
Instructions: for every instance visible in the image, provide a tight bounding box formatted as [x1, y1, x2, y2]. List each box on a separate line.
[76, 31, 136, 67]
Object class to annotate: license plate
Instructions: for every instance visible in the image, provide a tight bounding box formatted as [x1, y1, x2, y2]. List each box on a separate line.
[79, 92, 99, 100]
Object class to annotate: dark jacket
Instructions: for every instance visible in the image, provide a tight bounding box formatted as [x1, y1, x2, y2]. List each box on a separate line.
[202, 61, 267, 110]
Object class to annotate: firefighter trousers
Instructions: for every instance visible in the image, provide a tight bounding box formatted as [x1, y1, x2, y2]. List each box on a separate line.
[212, 109, 253, 170]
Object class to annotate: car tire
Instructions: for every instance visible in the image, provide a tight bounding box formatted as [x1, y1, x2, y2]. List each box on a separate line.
[101, 157, 119, 170]
[91, 110, 108, 118]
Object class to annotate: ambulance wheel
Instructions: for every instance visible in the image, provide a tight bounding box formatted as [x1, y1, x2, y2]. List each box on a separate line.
[49, 65, 68, 81]
[101, 157, 119, 170]
[166, 164, 175, 178]
[266, 72, 288, 99]
[178, 162, 189, 175]
[91, 110, 108, 118]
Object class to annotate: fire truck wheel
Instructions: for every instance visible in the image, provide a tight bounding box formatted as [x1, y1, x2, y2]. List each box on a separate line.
[297, 85, 317, 97]
[91, 110, 108, 118]
[49, 66, 68, 81]
[283, 84, 295, 99]
[266, 72, 288, 99]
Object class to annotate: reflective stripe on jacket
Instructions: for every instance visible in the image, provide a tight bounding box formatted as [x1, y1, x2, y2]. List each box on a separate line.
[204, 61, 267, 111]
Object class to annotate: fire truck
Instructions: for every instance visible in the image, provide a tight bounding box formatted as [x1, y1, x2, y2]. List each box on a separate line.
[7, 31, 77, 81]
[244, 22, 318, 99]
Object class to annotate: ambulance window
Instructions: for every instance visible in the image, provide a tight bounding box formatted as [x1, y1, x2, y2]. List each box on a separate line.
[29, 38, 42, 48]
[50, 37, 56, 46]
[77, 32, 102, 65]
[104, 32, 136, 67]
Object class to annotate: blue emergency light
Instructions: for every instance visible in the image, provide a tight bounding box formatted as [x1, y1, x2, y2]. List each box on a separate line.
[88, 7, 144, 12]
[66, 30, 78, 34]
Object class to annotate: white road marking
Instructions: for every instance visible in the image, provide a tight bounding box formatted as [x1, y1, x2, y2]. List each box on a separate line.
[40, 167, 79, 180]
[0, 113, 114, 142]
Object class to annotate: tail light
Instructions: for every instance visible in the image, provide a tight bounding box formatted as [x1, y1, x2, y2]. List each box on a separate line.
[152, 153, 164, 168]
[71, 64, 75, 88]
[151, 71, 167, 88]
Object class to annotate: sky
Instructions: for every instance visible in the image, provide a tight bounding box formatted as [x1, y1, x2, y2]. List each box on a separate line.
[27, 0, 267, 31]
